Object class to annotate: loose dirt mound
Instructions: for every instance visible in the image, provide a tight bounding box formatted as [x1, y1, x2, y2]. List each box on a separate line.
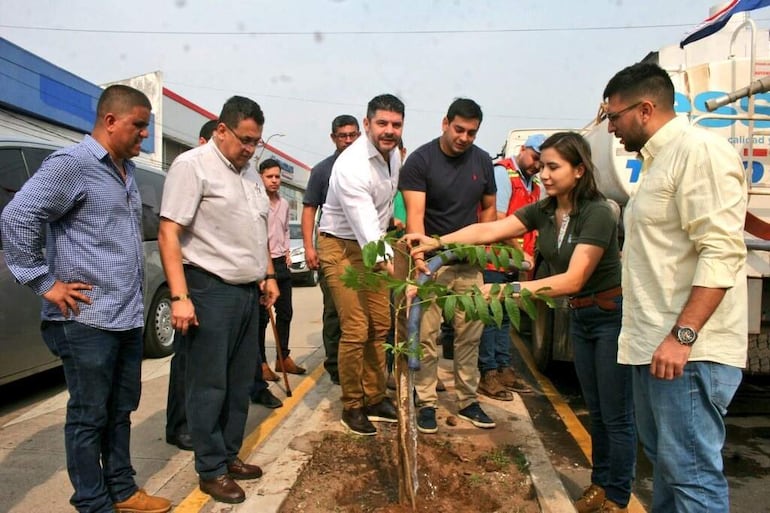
[280, 424, 539, 513]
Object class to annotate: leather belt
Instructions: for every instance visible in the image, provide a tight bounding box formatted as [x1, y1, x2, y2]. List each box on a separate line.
[319, 232, 355, 241]
[568, 286, 622, 310]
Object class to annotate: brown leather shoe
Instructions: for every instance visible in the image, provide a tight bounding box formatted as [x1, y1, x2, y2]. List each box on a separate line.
[199, 474, 245, 504]
[262, 362, 279, 382]
[497, 367, 533, 394]
[227, 457, 263, 480]
[276, 356, 306, 375]
[114, 489, 171, 513]
[575, 483, 606, 513]
[478, 370, 513, 401]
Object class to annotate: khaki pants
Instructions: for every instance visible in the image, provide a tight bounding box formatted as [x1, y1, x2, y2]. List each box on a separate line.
[318, 235, 389, 410]
[414, 263, 483, 410]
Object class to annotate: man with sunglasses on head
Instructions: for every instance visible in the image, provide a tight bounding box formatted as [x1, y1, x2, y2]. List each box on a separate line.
[301, 114, 361, 385]
[158, 96, 279, 505]
[602, 62, 747, 513]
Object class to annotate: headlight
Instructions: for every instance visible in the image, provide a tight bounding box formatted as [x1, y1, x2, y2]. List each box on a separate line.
[290, 247, 304, 257]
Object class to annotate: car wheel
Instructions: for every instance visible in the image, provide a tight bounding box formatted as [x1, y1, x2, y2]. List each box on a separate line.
[144, 285, 175, 358]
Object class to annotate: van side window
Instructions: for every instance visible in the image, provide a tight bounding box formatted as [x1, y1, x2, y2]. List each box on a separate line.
[134, 167, 164, 242]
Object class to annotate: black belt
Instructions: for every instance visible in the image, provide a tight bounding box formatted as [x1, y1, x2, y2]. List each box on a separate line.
[319, 232, 356, 241]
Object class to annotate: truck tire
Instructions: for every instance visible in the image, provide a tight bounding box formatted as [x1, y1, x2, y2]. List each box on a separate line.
[529, 299, 553, 373]
[747, 328, 770, 375]
[144, 285, 175, 358]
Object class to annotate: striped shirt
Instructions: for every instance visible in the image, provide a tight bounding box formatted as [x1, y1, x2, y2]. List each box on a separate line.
[1, 135, 145, 330]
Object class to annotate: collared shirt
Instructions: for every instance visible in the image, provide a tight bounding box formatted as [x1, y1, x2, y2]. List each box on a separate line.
[160, 139, 269, 284]
[618, 115, 748, 367]
[267, 195, 290, 258]
[303, 152, 340, 208]
[1, 135, 145, 330]
[318, 136, 400, 248]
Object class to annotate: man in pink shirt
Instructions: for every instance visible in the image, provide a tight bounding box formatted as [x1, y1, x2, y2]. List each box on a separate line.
[250, 158, 304, 407]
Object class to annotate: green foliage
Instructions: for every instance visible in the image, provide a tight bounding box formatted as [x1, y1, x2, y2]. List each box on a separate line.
[341, 237, 555, 335]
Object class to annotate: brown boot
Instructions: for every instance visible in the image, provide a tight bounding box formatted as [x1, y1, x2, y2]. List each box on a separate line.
[477, 370, 513, 401]
[276, 356, 306, 375]
[113, 489, 171, 513]
[262, 362, 279, 382]
[575, 484, 606, 513]
[599, 499, 628, 513]
[497, 367, 533, 394]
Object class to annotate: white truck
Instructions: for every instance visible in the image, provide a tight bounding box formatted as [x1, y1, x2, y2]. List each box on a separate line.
[504, 10, 770, 374]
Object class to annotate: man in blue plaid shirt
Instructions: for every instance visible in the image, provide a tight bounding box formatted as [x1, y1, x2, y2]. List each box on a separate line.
[1, 85, 171, 513]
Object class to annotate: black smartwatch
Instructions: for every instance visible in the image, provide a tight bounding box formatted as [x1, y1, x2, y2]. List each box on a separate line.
[671, 325, 698, 345]
[264, 273, 277, 280]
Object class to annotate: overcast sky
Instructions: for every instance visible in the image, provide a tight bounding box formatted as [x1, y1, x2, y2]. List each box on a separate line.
[2, 0, 770, 167]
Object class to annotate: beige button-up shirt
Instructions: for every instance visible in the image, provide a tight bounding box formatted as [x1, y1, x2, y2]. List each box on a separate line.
[160, 139, 269, 284]
[618, 115, 748, 367]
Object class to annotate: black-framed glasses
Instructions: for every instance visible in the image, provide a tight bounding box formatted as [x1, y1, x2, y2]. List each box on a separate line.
[224, 124, 263, 148]
[596, 101, 642, 125]
[334, 131, 360, 140]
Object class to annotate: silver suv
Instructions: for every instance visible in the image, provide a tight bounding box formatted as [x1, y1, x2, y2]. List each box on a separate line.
[0, 137, 174, 385]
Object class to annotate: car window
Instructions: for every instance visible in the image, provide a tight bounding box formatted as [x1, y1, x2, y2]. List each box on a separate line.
[135, 167, 165, 242]
[0, 148, 30, 249]
[22, 147, 55, 175]
[289, 223, 302, 240]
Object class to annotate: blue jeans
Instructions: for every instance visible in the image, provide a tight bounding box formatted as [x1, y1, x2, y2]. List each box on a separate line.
[633, 361, 742, 513]
[182, 266, 259, 480]
[478, 270, 512, 372]
[41, 321, 142, 513]
[570, 298, 636, 507]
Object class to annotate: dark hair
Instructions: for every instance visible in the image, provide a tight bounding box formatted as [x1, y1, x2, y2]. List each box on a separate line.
[199, 119, 218, 141]
[603, 62, 675, 110]
[96, 84, 152, 118]
[446, 98, 483, 123]
[219, 96, 265, 129]
[366, 94, 405, 120]
[540, 131, 604, 207]
[331, 115, 359, 133]
[259, 157, 281, 174]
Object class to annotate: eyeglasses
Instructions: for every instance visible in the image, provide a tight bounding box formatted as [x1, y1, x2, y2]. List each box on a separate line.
[224, 124, 264, 148]
[334, 131, 360, 140]
[596, 101, 642, 125]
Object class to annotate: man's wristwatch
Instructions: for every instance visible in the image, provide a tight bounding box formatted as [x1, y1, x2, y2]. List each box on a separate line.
[264, 273, 277, 280]
[671, 325, 698, 345]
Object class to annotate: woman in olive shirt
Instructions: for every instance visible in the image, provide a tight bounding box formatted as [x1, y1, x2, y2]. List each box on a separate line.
[405, 132, 635, 513]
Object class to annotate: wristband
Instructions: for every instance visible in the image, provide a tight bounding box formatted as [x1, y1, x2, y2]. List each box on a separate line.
[264, 273, 277, 280]
[511, 282, 521, 294]
[170, 294, 190, 302]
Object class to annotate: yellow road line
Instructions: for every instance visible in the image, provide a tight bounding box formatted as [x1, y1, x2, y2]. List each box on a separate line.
[173, 363, 326, 512]
[512, 336, 647, 513]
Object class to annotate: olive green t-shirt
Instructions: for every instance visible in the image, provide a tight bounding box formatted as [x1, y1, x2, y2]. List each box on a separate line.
[515, 198, 621, 296]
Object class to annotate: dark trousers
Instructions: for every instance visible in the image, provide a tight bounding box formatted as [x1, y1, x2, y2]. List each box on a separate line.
[165, 333, 187, 439]
[570, 298, 636, 507]
[182, 266, 259, 480]
[319, 270, 341, 379]
[258, 257, 293, 361]
[41, 321, 142, 513]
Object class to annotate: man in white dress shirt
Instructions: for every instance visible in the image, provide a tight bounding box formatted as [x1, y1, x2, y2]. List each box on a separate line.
[317, 94, 404, 435]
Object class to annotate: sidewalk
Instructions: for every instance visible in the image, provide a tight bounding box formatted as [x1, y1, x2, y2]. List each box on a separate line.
[224, 357, 576, 513]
